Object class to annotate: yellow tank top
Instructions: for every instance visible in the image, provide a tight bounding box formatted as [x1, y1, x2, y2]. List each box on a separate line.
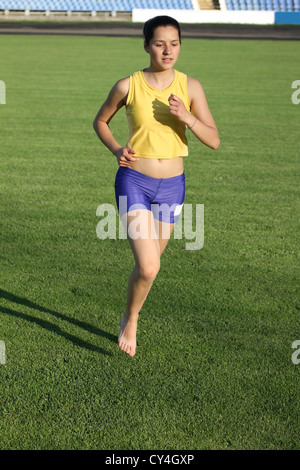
[126, 69, 190, 159]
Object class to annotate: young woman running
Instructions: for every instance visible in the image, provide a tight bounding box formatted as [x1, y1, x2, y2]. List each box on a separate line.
[93, 16, 219, 357]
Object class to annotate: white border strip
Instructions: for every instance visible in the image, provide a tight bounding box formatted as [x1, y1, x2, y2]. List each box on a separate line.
[132, 9, 275, 25]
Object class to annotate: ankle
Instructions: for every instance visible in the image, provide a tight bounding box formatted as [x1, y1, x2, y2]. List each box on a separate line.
[122, 311, 138, 324]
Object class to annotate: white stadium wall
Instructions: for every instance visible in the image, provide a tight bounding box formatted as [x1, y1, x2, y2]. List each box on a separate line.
[132, 9, 300, 25]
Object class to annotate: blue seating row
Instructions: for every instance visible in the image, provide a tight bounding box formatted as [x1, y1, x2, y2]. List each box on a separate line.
[226, 0, 300, 9]
[0, 0, 193, 11]
[0, 0, 298, 11]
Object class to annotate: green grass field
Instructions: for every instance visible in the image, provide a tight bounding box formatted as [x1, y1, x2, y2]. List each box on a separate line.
[0, 31, 299, 450]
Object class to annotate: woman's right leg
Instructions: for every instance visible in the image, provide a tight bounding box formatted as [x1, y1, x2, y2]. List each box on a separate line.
[115, 167, 181, 356]
[118, 209, 161, 357]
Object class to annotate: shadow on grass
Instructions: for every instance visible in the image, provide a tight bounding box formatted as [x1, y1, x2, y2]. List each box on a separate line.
[0, 288, 118, 356]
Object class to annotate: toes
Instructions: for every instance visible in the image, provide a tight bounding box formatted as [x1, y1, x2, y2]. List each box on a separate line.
[129, 348, 136, 357]
[118, 341, 136, 357]
[118, 316, 137, 357]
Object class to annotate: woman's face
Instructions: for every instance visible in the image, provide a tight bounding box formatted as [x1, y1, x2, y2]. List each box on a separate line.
[145, 25, 181, 71]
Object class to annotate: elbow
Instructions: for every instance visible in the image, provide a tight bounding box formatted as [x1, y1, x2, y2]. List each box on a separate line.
[93, 117, 108, 133]
[205, 128, 220, 150]
[93, 117, 98, 131]
[211, 130, 220, 150]
[93, 113, 102, 131]
[212, 136, 220, 150]
[207, 135, 220, 150]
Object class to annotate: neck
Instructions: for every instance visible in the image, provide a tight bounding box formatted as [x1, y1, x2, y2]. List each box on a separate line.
[145, 65, 174, 75]
[143, 67, 175, 85]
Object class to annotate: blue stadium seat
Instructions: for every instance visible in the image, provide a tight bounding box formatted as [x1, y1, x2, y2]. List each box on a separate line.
[279, 0, 285, 9]
[260, 0, 267, 9]
[266, 0, 273, 9]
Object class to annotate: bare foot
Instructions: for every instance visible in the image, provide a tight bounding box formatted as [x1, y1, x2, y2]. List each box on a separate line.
[118, 314, 138, 357]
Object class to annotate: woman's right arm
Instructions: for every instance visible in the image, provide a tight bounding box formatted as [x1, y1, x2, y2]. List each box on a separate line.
[93, 77, 139, 166]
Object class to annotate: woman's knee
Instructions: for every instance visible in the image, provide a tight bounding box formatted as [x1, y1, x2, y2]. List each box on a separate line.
[138, 259, 160, 283]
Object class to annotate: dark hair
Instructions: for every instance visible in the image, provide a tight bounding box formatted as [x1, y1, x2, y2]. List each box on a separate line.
[143, 16, 181, 46]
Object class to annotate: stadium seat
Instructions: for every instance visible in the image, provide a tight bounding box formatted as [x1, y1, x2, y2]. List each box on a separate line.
[260, 0, 267, 9]
[282, 0, 290, 9]
[265, 0, 272, 9]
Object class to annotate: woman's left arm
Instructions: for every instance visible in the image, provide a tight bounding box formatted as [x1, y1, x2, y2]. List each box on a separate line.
[168, 77, 220, 150]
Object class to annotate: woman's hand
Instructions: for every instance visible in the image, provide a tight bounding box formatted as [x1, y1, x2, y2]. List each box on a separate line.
[168, 93, 192, 126]
[115, 147, 139, 167]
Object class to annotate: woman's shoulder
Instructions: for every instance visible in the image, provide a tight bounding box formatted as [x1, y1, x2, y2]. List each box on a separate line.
[114, 71, 143, 94]
[187, 75, 203, 89]
[114, 76, 130, 94]
[176, 70, 202, 90]
[186, 75, 205, 99]
[108, 76, 131, 106]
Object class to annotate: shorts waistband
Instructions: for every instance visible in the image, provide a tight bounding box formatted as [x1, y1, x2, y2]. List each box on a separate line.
[116, 166, 185, 185]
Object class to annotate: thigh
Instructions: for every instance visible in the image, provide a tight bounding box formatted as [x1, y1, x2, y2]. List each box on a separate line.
[126, 209, 161, 268]
[124, 209, 174, 269]
[126, 209, 174, 259]
[157, 221, 175, 256]
[115, 168, 177, 260]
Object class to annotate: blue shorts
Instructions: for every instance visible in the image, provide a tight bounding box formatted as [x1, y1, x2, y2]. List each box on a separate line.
[115, 167, 185, 224]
